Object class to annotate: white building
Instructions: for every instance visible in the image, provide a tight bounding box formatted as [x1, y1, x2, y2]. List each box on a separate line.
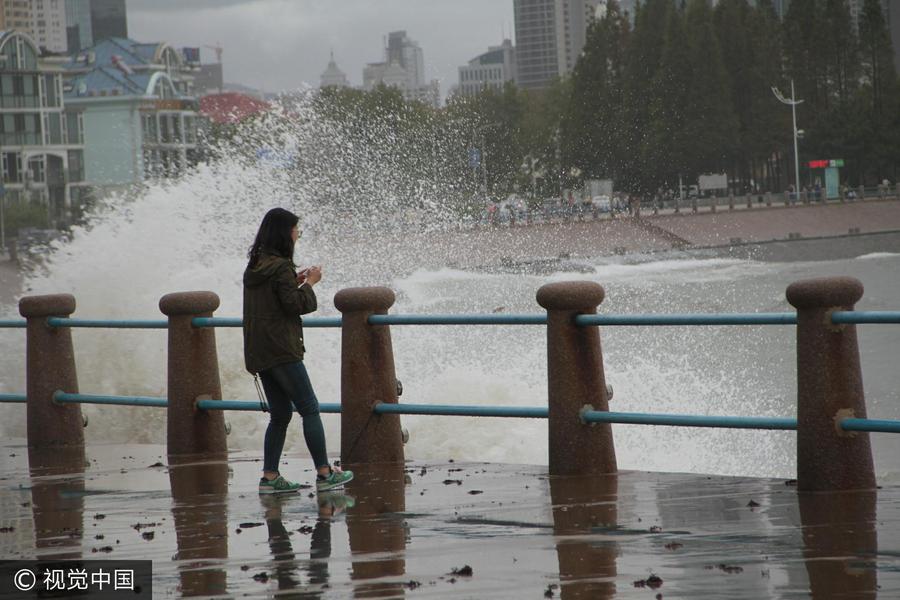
[0, 0, 67, 52]
[514, 0, 603, 89]
[319, 50, 349, 88]
[362, 30, 440, 107]
[457, 39, 515, 97]
[0, 30, 87, 224]
[31, 0, 66, 52]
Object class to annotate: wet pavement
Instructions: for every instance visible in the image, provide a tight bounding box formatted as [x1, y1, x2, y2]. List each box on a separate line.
[1, 441, 899, 598]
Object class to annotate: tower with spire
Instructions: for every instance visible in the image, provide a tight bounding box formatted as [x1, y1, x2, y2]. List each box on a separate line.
[320, 50, 349, 88]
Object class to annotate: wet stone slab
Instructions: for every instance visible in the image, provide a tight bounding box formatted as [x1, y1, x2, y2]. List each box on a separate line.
[1, 441, 898, 598]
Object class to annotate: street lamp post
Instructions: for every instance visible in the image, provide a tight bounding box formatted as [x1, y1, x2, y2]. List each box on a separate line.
[772, 80, 804, 198]
[472, 123, 500, 199]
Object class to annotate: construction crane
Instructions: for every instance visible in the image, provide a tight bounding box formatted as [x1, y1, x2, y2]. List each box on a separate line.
[204, 43, 223, 64]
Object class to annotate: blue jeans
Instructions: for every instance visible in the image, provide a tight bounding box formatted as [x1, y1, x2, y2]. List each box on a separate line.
[259, 361, 329, 472]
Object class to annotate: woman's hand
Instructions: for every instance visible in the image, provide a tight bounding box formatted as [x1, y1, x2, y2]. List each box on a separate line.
[306, 266, 322, 286]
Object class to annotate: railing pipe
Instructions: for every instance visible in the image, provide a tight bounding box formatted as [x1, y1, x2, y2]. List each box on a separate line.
[830, 311, 900, 324]
[191, 316, 343, 328]
[840, 418, 900, 434]
[537, 281, 615, 475]
[159, 291, 227, 459]
[196, 399, 340, 413]
[368, 314, 547, 326]
[581, 410, 796, 430]
[54, 392, 168, 408]
[374, 403, 548, 418]
[334, 287, 404, 466]
[18, 294, 84, 456]
[0, 394, 26, 402]
[47, 318, 168, 329]
[787, 277, 875, 492]
[575, 313, 796, 326]
[0, 320, 26, 328]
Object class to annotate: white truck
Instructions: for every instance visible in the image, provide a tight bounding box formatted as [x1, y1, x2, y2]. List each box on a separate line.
[698, 173, 728, 195]
[585, 179, 613, 198]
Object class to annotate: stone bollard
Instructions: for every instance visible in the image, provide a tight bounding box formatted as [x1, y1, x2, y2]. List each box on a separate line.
[710, 196, 717, 213]
[159, 292, 226, 459]
[783, 190, 790, 206]
[537, 281, 615, 475]
[786, 277, 875, 492]
[19, 294, 84, 453]
[747, 194, 753, 208]
[857, 185, 865, 201]
[334, 287, 404, 466]
[765, 191, 772, 207]
[896, 183, 900, 201]
[729, 194, 735, 210]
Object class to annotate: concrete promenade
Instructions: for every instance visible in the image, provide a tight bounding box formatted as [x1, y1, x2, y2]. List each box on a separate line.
[1, 441, 898, 598]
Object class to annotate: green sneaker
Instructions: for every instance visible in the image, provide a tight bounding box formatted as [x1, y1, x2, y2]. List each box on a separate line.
[258, 475, 302, 494]
[316, 469, 354, 492]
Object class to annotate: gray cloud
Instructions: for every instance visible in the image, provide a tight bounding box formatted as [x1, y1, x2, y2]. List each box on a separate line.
[128, 0, 514, 96]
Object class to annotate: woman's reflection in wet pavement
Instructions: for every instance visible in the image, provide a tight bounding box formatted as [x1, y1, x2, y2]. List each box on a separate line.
[260, 491, 355, 598]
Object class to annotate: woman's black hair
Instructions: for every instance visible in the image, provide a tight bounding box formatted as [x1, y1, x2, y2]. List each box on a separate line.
[247, 207, 299, 268]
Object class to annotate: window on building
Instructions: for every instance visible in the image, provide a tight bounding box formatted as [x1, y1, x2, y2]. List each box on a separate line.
[141, 113, 158, 143]
[46, 112, 63, 144]
[184, 116, 195, 143]
[67, 149, 84, 182]
[27, 155, 45, 183]
[65, 112, 83, 144]
[2, 152, 23, 183]
[159, 114, 170, 143]
[172, 115, 182, 144]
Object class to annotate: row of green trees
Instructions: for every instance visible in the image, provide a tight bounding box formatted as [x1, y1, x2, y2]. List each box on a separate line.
[306, 0, 898, 207]
[562, 0, 898, 193]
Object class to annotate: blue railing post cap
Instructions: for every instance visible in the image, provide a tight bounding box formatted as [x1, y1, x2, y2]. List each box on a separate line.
[334, 287, 395, 312]
[19, 294, 76, 318]
[537, 281, 605, 311]
[159, 291, 220, 316]
[786, 277, 863, 309]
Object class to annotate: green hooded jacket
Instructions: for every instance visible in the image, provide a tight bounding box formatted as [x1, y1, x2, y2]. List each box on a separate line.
[242, 251, 317, 373]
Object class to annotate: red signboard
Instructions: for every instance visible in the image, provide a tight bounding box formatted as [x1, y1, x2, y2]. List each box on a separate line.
[808, 160, 830, 168]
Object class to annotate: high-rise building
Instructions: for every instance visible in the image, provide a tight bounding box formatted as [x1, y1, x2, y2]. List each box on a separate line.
[457, 39, 516, 97]
[513, 0, 603, 90]
[363, 30, 439, 106]
[0, 1, 35, 35]
[513, 0, 557, 90]
[1, 0, 67, 52]
[65, 0, 91, 52]
[89, 0, 124, 42]
[65, 0, 125, 52]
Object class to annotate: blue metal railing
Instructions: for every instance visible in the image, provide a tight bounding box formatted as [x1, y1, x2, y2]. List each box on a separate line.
[368, 314, 547, 326]
[574, 313, 798, 326]
[3, 310, 899, 330]
[54, 392, 169, 407]
[47, 318, 169, 329]
[581, 409, 797, 430]
[373, 402, 548, 418]
[196, 398, 340, 412]
[192, 316, 343, 328]
[3, 308, 899, 439]
[3, 392, 897, 435]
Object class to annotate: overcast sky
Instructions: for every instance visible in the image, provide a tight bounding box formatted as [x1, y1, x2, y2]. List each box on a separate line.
[128, 0, 515, 96]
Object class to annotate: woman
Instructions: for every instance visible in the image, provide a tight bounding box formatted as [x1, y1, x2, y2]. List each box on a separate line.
[243, 207, 353, 494]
